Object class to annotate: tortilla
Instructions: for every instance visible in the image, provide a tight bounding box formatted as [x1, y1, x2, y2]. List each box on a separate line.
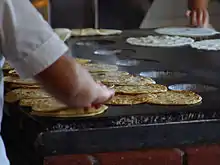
[5, 89, 51, 103]
[54, 28, 72, 41]
[4, 76, 38, 85]
[145, 91, 202, 105]
[7, 84, 41, 90]
[126, 35, 194, 47]
[190, 39, 220, 51]
[71, 28, 122, 37]
[155, 27, 219, 37]
[91, 71, 129, 78]
[114, 84, 167, 94]
[3, 61, 13, 70]
[106, 94, 150, 105]
[84, 63, 118, 72]
[7, 69, 19, 77]
[102, 76, 156, 86]
[75, 58, 91, 64]
[30, 105, 108, 118]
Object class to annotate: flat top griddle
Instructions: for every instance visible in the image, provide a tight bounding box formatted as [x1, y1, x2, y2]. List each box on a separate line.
[7, 28, 220, 157]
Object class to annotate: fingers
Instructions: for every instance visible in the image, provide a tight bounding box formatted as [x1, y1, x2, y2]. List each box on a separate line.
[92, 84, 115, 105]
[186, 9, 209, 27]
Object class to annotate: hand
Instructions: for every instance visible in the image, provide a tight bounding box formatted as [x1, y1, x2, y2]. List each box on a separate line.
[186, 9, 210, 27]
[70, 63, 114, 108]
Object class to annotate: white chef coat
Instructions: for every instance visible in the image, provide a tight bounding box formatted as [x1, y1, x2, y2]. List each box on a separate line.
[0, 0, 68, 164]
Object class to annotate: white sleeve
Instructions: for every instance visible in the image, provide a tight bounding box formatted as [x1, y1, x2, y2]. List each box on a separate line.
[1, 0, 68, 78]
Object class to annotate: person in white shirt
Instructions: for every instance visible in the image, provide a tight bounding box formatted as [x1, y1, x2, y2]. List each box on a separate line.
[140, 0, 210, 28]
[0, 0, 114, 164]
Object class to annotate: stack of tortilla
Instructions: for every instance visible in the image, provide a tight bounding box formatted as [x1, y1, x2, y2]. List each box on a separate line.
[4, 60, 202, 118]
[3, 59, 109, 118]
[88, 63, 202, 106]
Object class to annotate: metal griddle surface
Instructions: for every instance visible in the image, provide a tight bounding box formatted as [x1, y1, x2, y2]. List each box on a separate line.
[15, 29, 220, 156]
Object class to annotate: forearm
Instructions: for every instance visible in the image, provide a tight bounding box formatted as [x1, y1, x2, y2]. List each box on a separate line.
[188, 0, 209, 9]
[35, 54, 81, 106]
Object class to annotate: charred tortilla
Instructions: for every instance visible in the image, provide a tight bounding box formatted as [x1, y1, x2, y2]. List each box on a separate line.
[145, 91, 202, 105]
[106, 94, 150, 105]
[114, 84, 167, 94]
[30, 105, 108, 118]
[84, 63, 118, 72]
[5, 89, 51, 103]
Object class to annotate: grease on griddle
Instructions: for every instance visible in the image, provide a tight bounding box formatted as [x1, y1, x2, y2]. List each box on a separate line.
[168, 84, 218, 93]
[140, 71, 187, 79]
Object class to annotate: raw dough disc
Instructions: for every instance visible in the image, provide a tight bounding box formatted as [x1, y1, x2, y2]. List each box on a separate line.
[106, 94, 150, 105]
[5, 89, 51, 103]
[114, 84, 167, 94]
[30, 105, 108, 118]
[71, 28, 122, 36]
[126, 35, 194, 47]
[190, 39, 220, 51]
[155, 27, 219, 37]
[84, 63, 118, 72]
[145, 91, 202, 105]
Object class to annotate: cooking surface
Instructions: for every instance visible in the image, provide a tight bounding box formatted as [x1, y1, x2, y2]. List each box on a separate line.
[9, 29, 220, 156]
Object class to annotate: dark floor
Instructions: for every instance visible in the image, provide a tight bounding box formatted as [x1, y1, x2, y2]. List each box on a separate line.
[2, 115, 38, 165]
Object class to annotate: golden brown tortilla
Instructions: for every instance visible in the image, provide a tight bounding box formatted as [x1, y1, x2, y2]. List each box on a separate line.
[114, 84, 167, 94]
[145, 91, 202, 105]
[5, 89, 51, 103]
[30, 105, 108, 118]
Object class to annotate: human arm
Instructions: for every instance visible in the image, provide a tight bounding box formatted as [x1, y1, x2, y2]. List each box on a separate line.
[187, 0, 210, 27]
[1, 0, 114, 108]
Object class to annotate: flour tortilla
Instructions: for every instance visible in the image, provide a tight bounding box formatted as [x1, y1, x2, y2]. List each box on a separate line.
[54, 28, 72, 41]
[114, 84, 167, 94]
[190, 39, 220, 51]
[4, 76, 38, 85]
[106, 94, 150, 105]
[102, 76, 156, 86]
[126, 35, 194, 47]
[8, 69, 19, 77]
[145, 91, 202, 105]
[155, 27, 219, 37]
[84, 63, 118, 72]
[71, 28, 122, 37]
[30, 105, 108, 118]
[75, 58, 91, 64]
[19, 98, 61, 109]
[5, 89, 51, 103]
[91, 71, 129, 78]
[3, 61, 13, 70]
[8, 84, 41, 89]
